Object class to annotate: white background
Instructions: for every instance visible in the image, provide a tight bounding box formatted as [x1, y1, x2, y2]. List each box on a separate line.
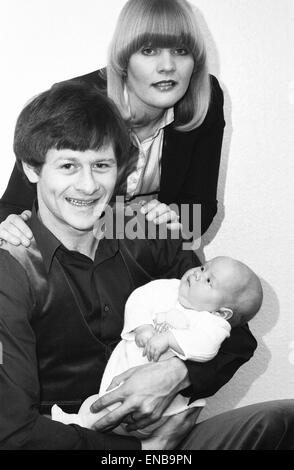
[1, 0, 294, 420]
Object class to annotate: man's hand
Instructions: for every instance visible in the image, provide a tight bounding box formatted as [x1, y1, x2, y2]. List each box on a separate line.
[90, 357, 190, 432]
[143, 333, 169, 362]
[141, 408, 199, 450]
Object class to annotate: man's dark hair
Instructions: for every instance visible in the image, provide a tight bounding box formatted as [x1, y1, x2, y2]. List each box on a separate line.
[13, 80, 137, 195]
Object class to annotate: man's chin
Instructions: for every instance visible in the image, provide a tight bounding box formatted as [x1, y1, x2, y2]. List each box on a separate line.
[65, 218, 95, 233]
[72, 225, 95, 233]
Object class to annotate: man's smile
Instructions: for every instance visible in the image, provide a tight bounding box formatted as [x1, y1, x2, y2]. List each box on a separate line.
[65, 197, 99, 207]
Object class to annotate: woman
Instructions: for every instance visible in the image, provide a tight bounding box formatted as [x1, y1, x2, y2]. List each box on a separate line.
[0, 0, 224, 243]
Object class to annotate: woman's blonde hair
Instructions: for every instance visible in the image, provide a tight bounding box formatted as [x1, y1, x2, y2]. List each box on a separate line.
[107, 0, 211, 132]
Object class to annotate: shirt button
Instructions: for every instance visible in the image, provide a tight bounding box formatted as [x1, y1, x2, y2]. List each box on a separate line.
[104, 305, 109, 312]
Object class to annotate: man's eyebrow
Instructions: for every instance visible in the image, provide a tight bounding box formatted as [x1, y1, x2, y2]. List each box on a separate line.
[94, 157, 116, 161]
[57, 156, 116, 162]
[57, 157, 78, 161]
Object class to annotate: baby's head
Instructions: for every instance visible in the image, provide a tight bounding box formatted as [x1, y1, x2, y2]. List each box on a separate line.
[178, 256, 263, 327]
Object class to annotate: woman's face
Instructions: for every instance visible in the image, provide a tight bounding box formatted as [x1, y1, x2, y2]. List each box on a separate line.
[126, 46, 194, 116]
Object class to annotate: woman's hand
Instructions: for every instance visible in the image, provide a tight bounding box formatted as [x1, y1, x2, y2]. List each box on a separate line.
[140, 199, 182, 230]
[0, 211, 33, 246]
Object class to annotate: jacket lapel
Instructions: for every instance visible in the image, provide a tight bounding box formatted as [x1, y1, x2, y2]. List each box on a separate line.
[159, 125, 196, 203]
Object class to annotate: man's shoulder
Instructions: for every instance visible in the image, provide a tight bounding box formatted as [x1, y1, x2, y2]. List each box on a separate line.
[0, 244, 31, 287]
[0, 241, 28, 261]
[0, 238, 45, 281]
[0, 238, 36, 260]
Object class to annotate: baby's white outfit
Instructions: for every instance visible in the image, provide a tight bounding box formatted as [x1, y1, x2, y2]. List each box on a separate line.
[52, 279, 231, 437]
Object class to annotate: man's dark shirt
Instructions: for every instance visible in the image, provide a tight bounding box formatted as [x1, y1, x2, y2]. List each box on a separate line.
[57, 245, 112, 341]
[0, 208, 143, 450]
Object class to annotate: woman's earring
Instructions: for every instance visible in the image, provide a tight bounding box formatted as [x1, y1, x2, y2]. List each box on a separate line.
[123, 83, 132, 116]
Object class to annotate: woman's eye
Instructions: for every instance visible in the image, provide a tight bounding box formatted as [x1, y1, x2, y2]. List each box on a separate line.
[207, 278, 211, 284]
[141, 47, 156, 56]
[200, 266, 204, 272]
[173, 48, 189, 55]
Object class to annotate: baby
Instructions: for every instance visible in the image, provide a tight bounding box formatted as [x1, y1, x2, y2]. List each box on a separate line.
[132, 255, 263, 363]
[52, 256, 263, 437]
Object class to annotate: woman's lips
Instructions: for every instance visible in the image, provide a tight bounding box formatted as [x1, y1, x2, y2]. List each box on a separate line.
[152, 80, 177, 91]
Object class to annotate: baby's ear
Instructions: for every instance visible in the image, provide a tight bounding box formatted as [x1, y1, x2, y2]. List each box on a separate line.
[216, 307, 233, 321]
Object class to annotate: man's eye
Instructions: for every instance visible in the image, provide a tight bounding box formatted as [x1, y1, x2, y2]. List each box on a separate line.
[207, 278, 211, 284]
[61, 163, 74, 170]
[94, 163, 109, 169]
[200, 266, 204, 272]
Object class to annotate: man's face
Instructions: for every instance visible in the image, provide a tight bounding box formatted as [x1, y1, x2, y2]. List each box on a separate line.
[27, 145, 117, 237]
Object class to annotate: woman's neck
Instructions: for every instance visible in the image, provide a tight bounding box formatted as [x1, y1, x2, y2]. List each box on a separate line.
[127, 89, 166, 142]
[130, 110, 166, 142]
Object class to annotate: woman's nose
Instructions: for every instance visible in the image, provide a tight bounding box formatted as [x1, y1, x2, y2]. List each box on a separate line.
[157, 50, 176, 73]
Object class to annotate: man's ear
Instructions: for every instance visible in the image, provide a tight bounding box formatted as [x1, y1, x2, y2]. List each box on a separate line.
[216, 307, 234, 321]
[22, 162, 40, 184]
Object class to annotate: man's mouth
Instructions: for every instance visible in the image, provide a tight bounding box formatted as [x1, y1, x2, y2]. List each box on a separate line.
[65, 197, 99, 207]
[152, 80, 177, 91]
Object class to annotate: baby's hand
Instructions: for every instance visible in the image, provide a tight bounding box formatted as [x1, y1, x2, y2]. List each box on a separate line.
[134, 324, 155, 348]
[154, 321, 169, 334]
[143, 333, 169, 362]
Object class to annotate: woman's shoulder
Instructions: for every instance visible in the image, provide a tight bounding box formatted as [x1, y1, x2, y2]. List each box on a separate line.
[189, 74, 225, 134]
[68, 68, 107, 92]
[209, 74, 224, 108]
[168, 74, 225, 137]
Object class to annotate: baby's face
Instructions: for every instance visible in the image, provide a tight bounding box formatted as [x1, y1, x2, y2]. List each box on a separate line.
[178, 257, 244, 312]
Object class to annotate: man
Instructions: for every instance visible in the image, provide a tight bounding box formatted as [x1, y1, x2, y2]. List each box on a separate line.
[0, 82, 293, 450]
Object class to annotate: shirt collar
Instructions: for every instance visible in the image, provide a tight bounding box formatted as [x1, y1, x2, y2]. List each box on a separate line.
[161, 107, 174, 129]
[29, 201, 119, 272]
[142, 108, 174, 143]
[29, 202, 62, 273]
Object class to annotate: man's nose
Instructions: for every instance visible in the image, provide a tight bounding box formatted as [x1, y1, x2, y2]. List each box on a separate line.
[157, 50, 176, 73]
[75, 168, 97, 194]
